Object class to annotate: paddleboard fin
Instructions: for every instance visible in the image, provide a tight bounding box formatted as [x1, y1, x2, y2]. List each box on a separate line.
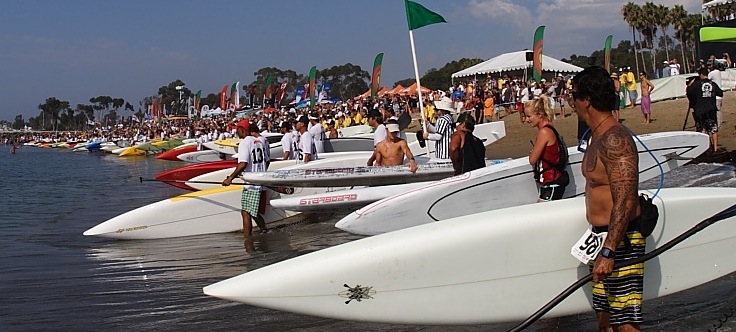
[662, 152, 692, 161]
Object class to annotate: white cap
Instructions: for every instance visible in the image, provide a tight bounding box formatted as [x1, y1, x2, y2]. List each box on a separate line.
[386, 124, 400, 132]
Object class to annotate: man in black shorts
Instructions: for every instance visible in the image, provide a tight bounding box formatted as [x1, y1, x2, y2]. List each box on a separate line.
[687, 67, 723, 152]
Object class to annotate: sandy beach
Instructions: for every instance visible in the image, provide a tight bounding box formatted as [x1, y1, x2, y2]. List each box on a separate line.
[469, 92, 736, 163]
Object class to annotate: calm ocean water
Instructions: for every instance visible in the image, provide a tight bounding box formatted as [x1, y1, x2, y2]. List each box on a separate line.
[2, 146, 736, 332]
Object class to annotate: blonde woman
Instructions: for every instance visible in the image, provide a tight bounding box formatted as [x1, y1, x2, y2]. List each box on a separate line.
[524, 95, 569, 202]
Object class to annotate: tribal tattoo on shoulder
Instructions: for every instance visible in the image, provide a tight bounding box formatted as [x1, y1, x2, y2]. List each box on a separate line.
[600, 125, 640, 245]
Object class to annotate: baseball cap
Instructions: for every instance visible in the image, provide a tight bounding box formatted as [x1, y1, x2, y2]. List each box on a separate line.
[386, 123, 400, 132]
[236, 120, 249, 129]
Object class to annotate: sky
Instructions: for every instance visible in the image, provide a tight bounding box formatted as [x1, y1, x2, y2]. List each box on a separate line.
[0, 0, 702, 121]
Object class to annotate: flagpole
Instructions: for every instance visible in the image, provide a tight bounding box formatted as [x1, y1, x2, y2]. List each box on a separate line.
[408, 29, 431, 156]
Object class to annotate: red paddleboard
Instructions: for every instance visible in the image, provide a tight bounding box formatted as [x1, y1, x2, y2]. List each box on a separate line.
[156, 145, 198, 161]
[155, 159, 237, 191]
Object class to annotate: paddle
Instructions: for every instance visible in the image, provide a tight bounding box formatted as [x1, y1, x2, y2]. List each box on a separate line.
[138, 177, 295, 195]
[508, 202, 736, 332]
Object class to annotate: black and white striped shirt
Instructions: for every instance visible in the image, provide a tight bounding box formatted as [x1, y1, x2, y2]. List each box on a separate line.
[428, 114, 453, 159]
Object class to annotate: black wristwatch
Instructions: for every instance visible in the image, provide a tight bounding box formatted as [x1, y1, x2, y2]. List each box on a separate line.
[599, 247, 616, 259]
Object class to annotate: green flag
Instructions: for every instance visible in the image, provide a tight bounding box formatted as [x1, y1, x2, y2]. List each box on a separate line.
[405, 0, 446, 30]
[308, 66, 317, 109]
[532, 26, 545, 83]
[604, 35, 613, 73]
[371, 53, 384, 98]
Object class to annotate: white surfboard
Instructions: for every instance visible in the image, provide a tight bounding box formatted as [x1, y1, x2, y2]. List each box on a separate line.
[204, 187, 736, 325]
[239, 160, 453, 188]
[336, 131, 711, 235]
[185, 151, 376, 191]
[83, 153, 373, 240]
[177, 150, 228, 163]
[337, 125, 372, 138]
[269, 182, 430, 212]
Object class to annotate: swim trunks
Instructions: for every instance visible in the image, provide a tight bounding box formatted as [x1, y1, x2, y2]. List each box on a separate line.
[590, 226, 645, 325]
[640, 96, 651, 115]
[241, 185, 264, 217]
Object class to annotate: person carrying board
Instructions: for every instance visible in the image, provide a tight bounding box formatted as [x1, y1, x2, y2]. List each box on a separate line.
[571, 66, 657, 332]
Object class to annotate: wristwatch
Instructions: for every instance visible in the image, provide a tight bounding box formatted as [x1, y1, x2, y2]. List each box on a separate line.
[599, 247, 616, 259]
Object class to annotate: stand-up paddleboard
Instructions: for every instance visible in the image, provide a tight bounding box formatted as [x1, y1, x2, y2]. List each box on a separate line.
[337, 131, 711, 235]
[83, 186, 300, 239]
[204, 187, 736, 325]
[270, 182, 430, 212]
[203, 141, 236, 155]
[177, 150, 228, 163]
[240, 160, 453, 188]
[185, 151, 375, 191]
[337, 125, 372, 138]
[155, 159, 238, 191]
[156, 142, 197, 160]
[118, 146, 147, 157]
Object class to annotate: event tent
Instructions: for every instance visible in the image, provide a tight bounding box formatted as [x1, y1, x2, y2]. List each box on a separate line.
[451, 50, 584, 78]
[703, 0, 735, 10]
[400, 82, 431, 95]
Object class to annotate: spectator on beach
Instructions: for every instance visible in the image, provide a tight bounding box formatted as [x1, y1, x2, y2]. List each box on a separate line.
[687, 67, 723, 152]
[661, 61, 670, 78]
[639, 72, 655, 124]
[611, 72, 621, 122]
[708, 61, 724, 129]
[624, 67, 637, 109]
[423, 97, 455, 159]
[669, 59, 681, 76]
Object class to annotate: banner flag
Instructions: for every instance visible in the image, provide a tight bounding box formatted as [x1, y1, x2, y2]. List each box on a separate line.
[604, 35, 613, 73]
[308, 66, 317, 109]
[371, 53, 384, 98]
[532, 25, 545, 83]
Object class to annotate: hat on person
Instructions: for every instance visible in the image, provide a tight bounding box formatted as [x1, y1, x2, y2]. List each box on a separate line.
[308, 112, 319, 120]
[610, 73, 618, 78]
[386, 123, 400, 132]
[663, 60, 669, 64]
[337, 111, 345, 118]
[433, 97, 454, 112]
[236, 120, 249, 129]
[367, 109, 382, 119]
[540, 78, 547, 82]
[557, 73, 563, 77]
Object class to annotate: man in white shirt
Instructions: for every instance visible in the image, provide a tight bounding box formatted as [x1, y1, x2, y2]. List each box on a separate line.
[307, 112, 325, 154]
[278, 121, 299, 160]
[296, 115, 316, 163]
[669, 59, 680, 76]
[222, 120, 269, 236]
[708, 63, 723, 129]
[365, 109, 387, 166]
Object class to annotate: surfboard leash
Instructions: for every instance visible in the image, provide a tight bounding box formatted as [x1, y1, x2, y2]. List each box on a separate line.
[508, 201, 736, 332]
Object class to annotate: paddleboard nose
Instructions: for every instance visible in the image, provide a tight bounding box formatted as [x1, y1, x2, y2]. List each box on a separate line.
[334, 212, 373, 235]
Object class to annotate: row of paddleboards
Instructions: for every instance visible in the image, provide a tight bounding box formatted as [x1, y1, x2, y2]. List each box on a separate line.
[83, 130, 736, 326]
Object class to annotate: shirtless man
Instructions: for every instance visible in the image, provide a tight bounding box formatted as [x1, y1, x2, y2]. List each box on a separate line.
[610, 73, 621, 122]
[571, 66, 643, 332]
[639, 72, 655, 124]
[374, 120, 418, 173]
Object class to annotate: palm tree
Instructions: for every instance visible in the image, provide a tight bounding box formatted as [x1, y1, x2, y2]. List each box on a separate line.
[671, 5, 689, 73]
[622, 2, 641, 75]
[657, 4, 671, 62]
[38, 97, 69, 132]
[641, 2, 659, 75]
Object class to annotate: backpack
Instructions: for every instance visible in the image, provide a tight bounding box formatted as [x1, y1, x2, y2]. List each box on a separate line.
[541, 124, 569, 171]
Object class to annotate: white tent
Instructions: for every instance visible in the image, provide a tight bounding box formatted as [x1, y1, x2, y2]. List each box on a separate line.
[451, 50, 584, 78]
[703, 0, 735, 10]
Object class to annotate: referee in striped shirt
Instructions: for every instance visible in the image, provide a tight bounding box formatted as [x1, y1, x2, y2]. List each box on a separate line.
[423, 97, 455, 159]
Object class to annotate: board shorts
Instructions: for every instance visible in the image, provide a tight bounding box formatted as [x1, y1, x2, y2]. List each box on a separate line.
[695, 110, 719, 134]
[538, 171, 569, 202]
[612, 95, 620, 111]
[590, 223, 646, 326]
[628, 89, 638, 102]
[241, 185, 266, 217]
[640, 96, 651, 115]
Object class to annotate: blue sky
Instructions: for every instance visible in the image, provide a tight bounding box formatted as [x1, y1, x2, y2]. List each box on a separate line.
[0, 0, 700, 121]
